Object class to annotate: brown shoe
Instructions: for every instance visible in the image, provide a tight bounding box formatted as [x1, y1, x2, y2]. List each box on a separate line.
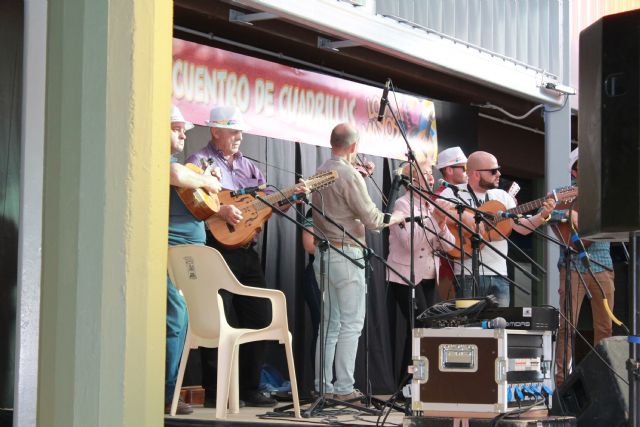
[164, 399, 194, 415]
[334, 390, 364, 404]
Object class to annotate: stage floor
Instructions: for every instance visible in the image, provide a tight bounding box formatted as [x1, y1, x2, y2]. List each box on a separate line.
[164, 398, 407, 426]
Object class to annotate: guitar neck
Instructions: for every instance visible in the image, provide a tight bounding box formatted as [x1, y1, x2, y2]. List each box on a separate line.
[508, 197, 546, 216]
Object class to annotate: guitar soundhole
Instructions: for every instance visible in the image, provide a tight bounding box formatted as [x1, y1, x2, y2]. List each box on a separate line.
[226, 223, 235, 233]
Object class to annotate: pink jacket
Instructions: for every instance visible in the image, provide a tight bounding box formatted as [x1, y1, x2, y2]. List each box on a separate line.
[386, 193, 454, 285]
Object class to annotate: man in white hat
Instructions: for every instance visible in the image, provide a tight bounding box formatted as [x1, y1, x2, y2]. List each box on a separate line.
[185, 106, 279, 407]
[433, 146, 468, 299]
[166, 105, 222, 414]
[435, 146, 468, 190]
[553, 147, 615, 386]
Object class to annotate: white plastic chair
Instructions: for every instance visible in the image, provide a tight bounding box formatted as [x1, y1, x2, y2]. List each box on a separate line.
[167, 244, 301, 419]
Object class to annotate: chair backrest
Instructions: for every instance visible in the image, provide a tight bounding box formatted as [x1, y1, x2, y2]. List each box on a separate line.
[167, 245, 243, 342]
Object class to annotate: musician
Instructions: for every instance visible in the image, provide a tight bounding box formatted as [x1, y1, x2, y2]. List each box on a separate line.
[554, 148, 615, 386]
[387, 153, 455, 387]
[167, 105, 222, 414]
[439, 151, 555, 307]
[312, 123, 404, 401]
[434, 146, 468, 300]
[185, 105, 301, 407]
[435, 146, 468, 191]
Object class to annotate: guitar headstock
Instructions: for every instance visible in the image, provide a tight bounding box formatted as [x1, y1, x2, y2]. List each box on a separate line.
[553, 186, 578, 202]
[305, 170, 339, 192]
[552, 186, 578, 210]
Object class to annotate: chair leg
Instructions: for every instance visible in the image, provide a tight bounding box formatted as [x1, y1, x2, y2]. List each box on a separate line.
[170, 332, 192, 416]
[228, 347, 240, 414]
[215, 338, 238, 419]
[283, 331, 301, 418]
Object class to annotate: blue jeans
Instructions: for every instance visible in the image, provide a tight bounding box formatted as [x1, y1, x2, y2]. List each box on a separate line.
[165, 275, 188, 403]
[455, 274, 510, 307]
[314, 246, 366, 395]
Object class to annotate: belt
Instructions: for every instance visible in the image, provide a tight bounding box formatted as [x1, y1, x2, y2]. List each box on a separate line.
[328, 240, 362, 249]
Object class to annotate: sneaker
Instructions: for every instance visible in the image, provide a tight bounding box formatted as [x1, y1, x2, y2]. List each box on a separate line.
[334, 389, 364, 404]
[240, 390, 277, 407]
[164, 399, 194, 415]
[203, 397, 246, 408]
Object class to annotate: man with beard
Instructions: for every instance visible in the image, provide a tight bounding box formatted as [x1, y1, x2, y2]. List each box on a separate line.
[439, 151, 555, 307]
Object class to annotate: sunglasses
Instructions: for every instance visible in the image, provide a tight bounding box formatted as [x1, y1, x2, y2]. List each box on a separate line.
[450, 165, 467, 172]
[476, 167, 501, 175]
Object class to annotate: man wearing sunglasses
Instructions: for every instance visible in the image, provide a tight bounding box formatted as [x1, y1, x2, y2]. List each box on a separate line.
[439, 151, 555, 307]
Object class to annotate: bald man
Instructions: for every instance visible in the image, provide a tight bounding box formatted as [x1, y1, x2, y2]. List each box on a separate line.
[440, 151, 555, 306]
[312, 123, 403, 401]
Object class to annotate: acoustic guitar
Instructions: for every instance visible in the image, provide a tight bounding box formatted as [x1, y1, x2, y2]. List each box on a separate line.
[175, 163, 221, 220]
[447, 186, 578, 258]
[206, 170, 339, 249]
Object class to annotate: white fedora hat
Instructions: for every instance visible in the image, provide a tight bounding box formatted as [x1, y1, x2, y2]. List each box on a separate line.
[170, 105, 194, 130]
[436, 146, 467, 169]
[206, 106, 249, 131]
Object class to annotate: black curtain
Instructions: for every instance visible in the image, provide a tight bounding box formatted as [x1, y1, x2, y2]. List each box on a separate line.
[0, 0, 23, 409]
[180, 99, 477, 395]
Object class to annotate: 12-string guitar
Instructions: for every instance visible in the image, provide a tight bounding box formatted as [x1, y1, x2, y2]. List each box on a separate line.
[447, 186, 578, 258]
[207, 170, 338, 249]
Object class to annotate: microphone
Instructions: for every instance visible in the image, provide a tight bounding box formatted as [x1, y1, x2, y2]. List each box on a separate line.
[495, 210, 522, 219]
[465, 317, 507, 329]
[230, 184, 267, 197]
[384, 168, 405, 215]
[438, 179, 466, 195]
[277, 192, 308, 207]
[377, 78, 391, 122]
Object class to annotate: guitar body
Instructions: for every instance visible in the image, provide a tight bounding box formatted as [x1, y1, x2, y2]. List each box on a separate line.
[175, 163, 221, 220]
[550, 214, 593, 251]
[446, 200, 512, 258]
[445, 186, 578, 259]
[206, 170, 339, 249]
[206, 191, 272, 249]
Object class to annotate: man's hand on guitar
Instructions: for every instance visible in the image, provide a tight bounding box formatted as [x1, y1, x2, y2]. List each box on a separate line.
[218, 204, 243, 225]
[540, 197, 556, 221]
[202, 175, 222, 194]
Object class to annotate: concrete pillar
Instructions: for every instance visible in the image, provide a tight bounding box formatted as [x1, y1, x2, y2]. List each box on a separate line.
[38, 0, 172, 425]
[543, 0, 572, 308]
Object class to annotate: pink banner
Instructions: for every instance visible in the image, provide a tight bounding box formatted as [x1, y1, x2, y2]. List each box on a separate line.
[172, 39, 437, 160]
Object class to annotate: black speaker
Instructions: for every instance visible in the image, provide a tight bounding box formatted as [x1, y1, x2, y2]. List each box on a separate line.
[579, 9, 640, 240]
[552, 336, 628, 426]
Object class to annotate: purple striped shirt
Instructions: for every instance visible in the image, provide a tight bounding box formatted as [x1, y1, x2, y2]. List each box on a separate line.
[185, 143, 266, 191]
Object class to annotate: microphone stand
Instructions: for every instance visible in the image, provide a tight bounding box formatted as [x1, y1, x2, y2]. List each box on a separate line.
[254, 194, 382, 418]
[409, 184, 540, 289]
[305, 199, 413, 415]
[514, 219, 617, 387]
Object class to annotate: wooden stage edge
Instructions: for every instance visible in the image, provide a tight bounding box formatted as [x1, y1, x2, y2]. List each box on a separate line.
[164, 400, 407, 427]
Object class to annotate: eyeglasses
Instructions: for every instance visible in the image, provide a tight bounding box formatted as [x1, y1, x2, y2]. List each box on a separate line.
[450, 165, 467, 172]
[476, 167, 501, 175]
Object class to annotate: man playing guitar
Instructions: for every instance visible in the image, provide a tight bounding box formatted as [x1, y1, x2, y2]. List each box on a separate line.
[439, 151, 556, 307]
[185, 105, 306, 408]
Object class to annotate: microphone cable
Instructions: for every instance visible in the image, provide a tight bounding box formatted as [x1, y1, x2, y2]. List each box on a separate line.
[567, 207, 627, 332]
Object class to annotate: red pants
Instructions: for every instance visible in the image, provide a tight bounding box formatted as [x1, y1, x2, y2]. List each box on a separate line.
[555, 269, 615, 385]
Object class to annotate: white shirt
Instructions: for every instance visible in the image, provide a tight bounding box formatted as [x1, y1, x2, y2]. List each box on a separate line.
[440, 185, 516, 276]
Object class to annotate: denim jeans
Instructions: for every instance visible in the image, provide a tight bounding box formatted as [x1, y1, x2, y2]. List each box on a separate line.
[455, 274, 510, 307]
[314, 246, 366, 395]
[165, 275, 188, 403]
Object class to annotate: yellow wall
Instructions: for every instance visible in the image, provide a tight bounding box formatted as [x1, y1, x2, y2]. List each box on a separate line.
[39, 0, 172, 425]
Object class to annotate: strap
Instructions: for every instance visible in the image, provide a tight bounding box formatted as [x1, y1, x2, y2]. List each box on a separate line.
[466, 184, 488, 207]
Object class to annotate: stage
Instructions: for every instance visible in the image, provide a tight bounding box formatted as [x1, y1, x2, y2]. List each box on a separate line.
[163, 401, 406, 427]
[162, 402, 576, 427]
